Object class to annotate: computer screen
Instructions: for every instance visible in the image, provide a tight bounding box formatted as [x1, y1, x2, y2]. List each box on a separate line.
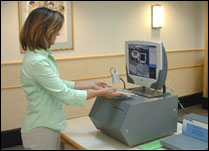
[125, 40, 167, 90]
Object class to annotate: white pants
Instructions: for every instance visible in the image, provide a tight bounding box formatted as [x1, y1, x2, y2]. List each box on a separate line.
[21, 127, 60, 150]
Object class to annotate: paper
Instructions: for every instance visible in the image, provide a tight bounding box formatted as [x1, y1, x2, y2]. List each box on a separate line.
[138, 139, 163, 150]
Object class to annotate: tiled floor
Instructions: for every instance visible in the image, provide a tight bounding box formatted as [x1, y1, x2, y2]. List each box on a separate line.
[178, 104, 208, 123]
[2, 104, 208, 150]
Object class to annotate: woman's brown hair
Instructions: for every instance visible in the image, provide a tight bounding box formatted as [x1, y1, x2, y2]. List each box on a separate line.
[20, 7, 64, 51]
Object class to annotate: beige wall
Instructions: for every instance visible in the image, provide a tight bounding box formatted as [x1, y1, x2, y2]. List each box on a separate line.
[1, 1, 206, 131]
[1, 1, 205, 62]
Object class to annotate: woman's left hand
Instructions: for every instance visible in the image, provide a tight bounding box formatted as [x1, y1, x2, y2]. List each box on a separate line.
[91, 81, 107, 90]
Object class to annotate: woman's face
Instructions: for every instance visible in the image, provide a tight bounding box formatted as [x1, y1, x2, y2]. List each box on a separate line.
[50, 31, 60, 45]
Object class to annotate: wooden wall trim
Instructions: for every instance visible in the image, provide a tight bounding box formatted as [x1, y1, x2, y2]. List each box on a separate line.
[1, 61, 22, 66]
[168, 64, 203, 70]
[1, 85, 22, 90]
[1, 54, 124, 66]
[1, 64, 204, 90]
[60, 132, 86, 150]
[166, 48, 204, 53]
[203, 1, 208, 98]
[1, 49, 204, 66]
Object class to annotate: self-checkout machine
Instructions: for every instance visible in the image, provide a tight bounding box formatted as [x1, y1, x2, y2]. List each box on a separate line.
[89, 40, 179, 147]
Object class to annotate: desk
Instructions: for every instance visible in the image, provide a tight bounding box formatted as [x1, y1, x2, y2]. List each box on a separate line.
[61, 116, 182, 150]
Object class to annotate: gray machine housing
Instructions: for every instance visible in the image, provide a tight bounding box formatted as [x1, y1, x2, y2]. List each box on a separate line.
[89, 93, 178, 146]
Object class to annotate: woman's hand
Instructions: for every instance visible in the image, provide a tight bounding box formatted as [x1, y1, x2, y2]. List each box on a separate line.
[99, 87, 121, 99]
[87, 87, 121, 99]
[90, 81, 107, 90]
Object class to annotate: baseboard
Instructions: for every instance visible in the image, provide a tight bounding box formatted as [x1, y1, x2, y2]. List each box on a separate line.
[1, 93, 205, 149]
[1, 128, 22, 149]
[202, 97, 208, 110]
[178, 93, 203, 109]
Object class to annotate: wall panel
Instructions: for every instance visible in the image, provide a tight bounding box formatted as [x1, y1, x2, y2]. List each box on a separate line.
[1, 49, 204, 131]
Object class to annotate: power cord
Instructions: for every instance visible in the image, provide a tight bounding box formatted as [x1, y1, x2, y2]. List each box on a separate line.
[120, 77, 126, 89]
[165, 86, 188, 114]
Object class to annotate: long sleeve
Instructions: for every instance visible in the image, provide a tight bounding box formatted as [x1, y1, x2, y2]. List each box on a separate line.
[62, 80, 75, 89]
[32, 59, 87, 106]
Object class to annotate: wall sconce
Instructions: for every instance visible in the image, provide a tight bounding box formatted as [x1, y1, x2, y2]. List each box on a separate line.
[152, 4, 164, 28]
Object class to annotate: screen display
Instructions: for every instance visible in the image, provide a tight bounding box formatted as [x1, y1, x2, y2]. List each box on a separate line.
[128, 44, 157, 79]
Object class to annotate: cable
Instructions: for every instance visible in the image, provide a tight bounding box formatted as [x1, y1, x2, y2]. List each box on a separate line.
[163, 85, 166, 93]
[120, 77, 126, 89]
[110, 67, 116, 75]
[165, 86, 188, 114]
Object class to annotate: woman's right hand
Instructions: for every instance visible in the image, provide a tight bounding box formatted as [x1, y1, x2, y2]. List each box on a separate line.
[100, 87, 121, 99]
[87, 87, 121, 100]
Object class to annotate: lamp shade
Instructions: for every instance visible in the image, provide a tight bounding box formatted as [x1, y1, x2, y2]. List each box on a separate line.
[152, 5, 164, 28]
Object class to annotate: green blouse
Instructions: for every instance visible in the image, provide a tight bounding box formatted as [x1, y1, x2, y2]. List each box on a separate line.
[21, 49, 87, 133]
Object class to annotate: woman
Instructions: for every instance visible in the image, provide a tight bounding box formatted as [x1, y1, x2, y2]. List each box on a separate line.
[20, 7, 120, 150]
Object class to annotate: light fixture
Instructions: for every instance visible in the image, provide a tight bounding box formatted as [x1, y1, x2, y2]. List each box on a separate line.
[152, 4, 164, 28]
